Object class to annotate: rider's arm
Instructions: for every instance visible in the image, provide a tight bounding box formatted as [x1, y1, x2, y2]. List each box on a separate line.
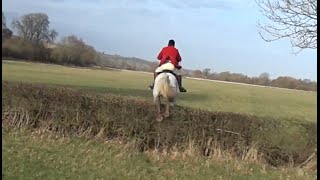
[157, 48, 164, 60]
[177, 50, 182, 62]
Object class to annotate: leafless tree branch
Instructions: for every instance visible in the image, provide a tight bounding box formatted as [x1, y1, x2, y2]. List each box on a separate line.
[256, 0, 317, 54]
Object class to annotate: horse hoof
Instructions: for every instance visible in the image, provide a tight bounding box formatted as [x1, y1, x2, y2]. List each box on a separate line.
[164, 112, 170, 118]
[156, 115, 163, 122]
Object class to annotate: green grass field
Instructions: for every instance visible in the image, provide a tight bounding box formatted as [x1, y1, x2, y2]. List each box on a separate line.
[2, 60, 317, 179]
[2, 60, 317, 122]
[2, 127, 316, 180]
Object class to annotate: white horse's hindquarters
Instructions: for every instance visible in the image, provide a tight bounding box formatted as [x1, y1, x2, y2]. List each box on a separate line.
[153, 73, 178, 100]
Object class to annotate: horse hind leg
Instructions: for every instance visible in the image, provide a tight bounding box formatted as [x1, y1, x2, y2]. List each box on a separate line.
[164, 101, 170, 118]
[154, 96, 163, 122]
[170, 98, 176, 107]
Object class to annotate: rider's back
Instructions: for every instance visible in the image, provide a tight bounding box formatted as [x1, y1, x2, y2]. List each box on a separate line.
[157, 46, 182, 68]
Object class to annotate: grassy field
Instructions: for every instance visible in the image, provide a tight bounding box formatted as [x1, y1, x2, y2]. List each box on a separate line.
[2, 60, 317, 179]
[2, 60, 317, 122]
[2, 127, 316, 180]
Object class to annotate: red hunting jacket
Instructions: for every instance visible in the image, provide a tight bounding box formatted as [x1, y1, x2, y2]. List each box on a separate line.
[157, 46, 182, 68]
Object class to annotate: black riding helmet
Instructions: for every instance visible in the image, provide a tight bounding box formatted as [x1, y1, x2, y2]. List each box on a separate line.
[168, 39, 175, 46]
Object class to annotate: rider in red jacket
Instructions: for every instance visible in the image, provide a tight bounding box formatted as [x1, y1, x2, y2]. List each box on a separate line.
[148, 39, 187, 92]
[157, 44, 182, 69]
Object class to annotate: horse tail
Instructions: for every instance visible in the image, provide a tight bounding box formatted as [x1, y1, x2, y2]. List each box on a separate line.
[158, 74, 176, 103]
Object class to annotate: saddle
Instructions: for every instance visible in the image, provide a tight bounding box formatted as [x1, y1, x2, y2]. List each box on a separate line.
[156, 69, 177, 76]
[150, 68, 187, 92]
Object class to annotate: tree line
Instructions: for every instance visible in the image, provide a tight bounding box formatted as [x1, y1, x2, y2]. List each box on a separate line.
[2, 12, 317, 91]
[189, 69, 316, 91]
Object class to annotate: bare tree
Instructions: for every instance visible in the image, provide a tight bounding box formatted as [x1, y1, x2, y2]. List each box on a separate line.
[202, 68, 211, 78]
[258, 72, 271, 85]
[259, 72, 270, 79]
[12, 13, 57, 45]
[256, 0, 317, 53]
[302, 78, 311, 83]
[2, 12, 13, 42]
[2, 12, 6, 28]
[51, 35, 98, 66]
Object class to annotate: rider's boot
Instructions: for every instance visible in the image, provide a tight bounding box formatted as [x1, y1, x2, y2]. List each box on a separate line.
[148, 72, 157, 90]
[176, 75, 187, 92]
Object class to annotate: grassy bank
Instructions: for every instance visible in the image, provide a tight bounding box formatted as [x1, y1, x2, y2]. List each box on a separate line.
[2, 82, 316, 168]
[2, 127, 316, 180]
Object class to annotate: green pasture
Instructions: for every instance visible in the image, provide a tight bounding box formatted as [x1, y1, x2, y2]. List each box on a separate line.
[2, 60, 317, 179]
[2, 60, 317, 122]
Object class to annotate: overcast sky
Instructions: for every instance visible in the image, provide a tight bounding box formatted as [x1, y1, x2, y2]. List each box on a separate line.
[3, 0, 317, 80]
